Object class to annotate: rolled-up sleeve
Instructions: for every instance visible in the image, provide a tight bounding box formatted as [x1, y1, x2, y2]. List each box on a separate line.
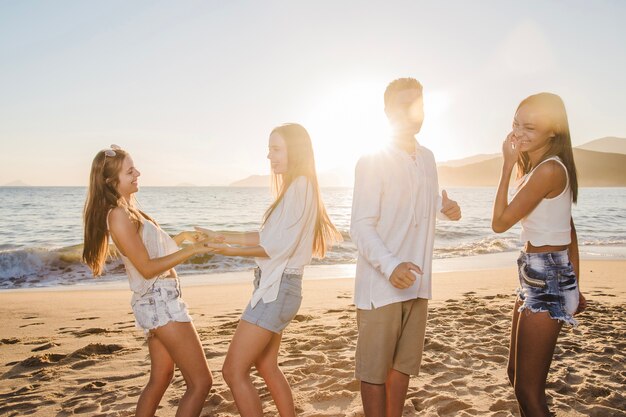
[350, 157, 401, 280]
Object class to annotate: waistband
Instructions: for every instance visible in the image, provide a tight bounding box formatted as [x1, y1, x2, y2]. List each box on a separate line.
[254, 266, 303, 278]
[518, 249, 569, 266]
[152, 278, 180, 287]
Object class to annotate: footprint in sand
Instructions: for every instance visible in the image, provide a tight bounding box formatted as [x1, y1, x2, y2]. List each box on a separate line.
[31, 342, 59, 352]
[19, 322, 44, 328]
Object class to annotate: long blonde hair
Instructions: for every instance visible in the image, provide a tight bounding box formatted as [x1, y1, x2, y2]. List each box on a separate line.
[82, 147, 153, 276]
[263, 124, 341, 257]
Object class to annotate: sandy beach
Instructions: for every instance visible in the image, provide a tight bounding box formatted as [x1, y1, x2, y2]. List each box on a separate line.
[1, 259, 624, 417]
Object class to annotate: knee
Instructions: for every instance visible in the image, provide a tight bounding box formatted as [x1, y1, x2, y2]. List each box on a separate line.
[196, 376, 212, 397]
[150, 366, 175, 388]
[189, 370, 212, 397]
[222, 362, 244, 387]
[255, 360, 279, 380]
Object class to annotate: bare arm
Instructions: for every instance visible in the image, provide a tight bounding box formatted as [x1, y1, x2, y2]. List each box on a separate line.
[568, 218, 587, 314]
[492, 134, 565, 233]
[568, 218, 580, 281]
[171, 231, 205, 246]
[109, 208, 210, 279]
[202, 242, 268, 258]
[194, 227, 260, 246]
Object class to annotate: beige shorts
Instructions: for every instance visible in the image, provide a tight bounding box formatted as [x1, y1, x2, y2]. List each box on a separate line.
[355, 298, 428, 384]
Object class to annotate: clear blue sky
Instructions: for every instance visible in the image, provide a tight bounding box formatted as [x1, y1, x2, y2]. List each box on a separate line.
[1, 0, 625, 186]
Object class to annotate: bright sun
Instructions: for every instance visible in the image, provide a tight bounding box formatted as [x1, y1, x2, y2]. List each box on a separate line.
[303, 81, 455, 185]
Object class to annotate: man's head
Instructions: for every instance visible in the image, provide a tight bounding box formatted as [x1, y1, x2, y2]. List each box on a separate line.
[384, 78, 424, 136]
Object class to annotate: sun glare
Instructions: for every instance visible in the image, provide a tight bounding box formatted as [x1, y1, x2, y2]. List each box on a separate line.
[304, 81, 390, 184]
[305, 85, 457, 183]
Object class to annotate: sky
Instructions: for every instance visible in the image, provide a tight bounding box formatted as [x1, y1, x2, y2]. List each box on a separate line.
[0, 0, 625, 186]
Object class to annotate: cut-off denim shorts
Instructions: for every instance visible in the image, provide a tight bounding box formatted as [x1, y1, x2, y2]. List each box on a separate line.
[132, 278, 192, 335]
[241, 267, 303, 334]
[516, 250, 579, 326]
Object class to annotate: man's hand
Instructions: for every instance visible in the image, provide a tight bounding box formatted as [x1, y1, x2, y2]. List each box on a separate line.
[390, 262, 422, 289]
[441, 190, 461, 220]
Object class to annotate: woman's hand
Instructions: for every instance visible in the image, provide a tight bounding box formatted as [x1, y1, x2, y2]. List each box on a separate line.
[185, 231, 207, 242]
[202, 242, 232, 256]
[502, 131, 519, 168]
[575, 292, 587, 315]
[194, 226, 225, 243]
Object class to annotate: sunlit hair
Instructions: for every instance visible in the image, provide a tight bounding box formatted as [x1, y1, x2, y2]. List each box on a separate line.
[263, 123, 341, 258]
[515, 92, 578, 203]
[384, 77, 423, 108]
[82, 148, 154, 276]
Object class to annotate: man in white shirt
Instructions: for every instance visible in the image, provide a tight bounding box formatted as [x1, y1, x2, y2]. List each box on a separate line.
[350, 78, 462, 417]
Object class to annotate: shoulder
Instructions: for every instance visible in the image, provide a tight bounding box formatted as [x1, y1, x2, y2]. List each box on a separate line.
[532, 159, 567, 182]
[420, 146, 435, 160]
[108, 207, 134, 231]
[286, 176, 314, 199]
[356, 149, 391, 172]
[525, 159, 567, 196]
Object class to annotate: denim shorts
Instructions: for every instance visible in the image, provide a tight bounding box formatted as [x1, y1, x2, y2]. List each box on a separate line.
[241, 267, 303, 334]
[132, 278, 192, 334]
[516, 250, 579, 326]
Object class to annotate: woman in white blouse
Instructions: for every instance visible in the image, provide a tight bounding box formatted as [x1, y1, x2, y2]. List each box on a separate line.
[197, 123, 339, 417]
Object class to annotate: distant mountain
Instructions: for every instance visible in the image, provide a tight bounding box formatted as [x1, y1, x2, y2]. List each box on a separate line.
[230, 137, 626, 188]
[439, 153, 499, 167]
[230, 167, 354, 187]
[576, 137, 626, 154]
[230, 175, 269, 187]
[438, 149, 626, 187]
[2, 180, 30, 186]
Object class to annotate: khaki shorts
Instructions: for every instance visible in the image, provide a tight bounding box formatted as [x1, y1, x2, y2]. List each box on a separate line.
[355, 298, 428, 384]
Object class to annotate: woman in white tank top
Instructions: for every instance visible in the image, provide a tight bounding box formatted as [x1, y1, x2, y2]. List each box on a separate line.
[83, 145, 214, 417]
[491, 93, 587, 417]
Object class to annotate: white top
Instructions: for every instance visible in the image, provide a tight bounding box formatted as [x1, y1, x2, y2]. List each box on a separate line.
[514, 156, 572, 246]
[350, 144, 449, 310]
[107, 211, 180, 306]
[253, 176, 317, 307]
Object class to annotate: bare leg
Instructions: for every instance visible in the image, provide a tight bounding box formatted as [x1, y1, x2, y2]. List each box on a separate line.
[222, 320, 275, 417]
[385, 369, 409, 417]
[135, 335, 175, 417]
[254, 332, 295, 417]
[361, 381, 385, 417]
[514, 310, 562, 417]
[508, 300, 526, 417]
[152, 322, 213, 417]
[507, 300, 523, 387]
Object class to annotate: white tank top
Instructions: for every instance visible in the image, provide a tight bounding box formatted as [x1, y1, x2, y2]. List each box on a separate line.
[107, 210, 180, 304]
[514, 156, 572, 246]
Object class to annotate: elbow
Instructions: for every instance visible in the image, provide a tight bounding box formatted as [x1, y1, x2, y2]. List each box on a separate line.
[491, 220, 507, 234]
[137, 266, 157, 280]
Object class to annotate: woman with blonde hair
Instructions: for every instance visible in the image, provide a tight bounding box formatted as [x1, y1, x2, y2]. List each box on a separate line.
[197, 123, 340, 417]
[83, 145, 213, 417]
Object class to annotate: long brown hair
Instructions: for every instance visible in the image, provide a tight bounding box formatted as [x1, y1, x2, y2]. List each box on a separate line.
[82, 147, 153, 276]
[515, 93, 579, 203]
[263, 124, 341, 257]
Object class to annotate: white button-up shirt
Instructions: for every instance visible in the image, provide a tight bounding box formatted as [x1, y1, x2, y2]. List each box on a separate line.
[350, 143, 447, 310]
[253, 176, 316, 307]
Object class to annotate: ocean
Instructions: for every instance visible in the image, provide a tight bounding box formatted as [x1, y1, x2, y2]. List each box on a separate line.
[1, 187, 625, 290]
